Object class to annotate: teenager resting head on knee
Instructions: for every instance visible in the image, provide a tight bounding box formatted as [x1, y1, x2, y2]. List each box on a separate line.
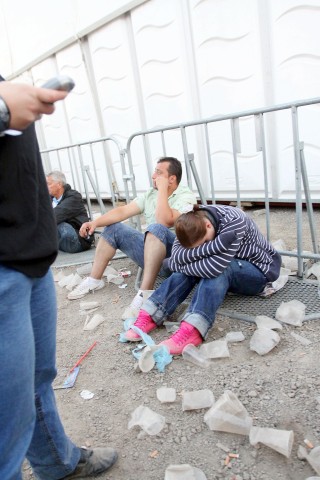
[123, 204, 281, 355]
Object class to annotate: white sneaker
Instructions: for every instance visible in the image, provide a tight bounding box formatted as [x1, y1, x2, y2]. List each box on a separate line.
[68, 277, 105, 300]
[121, 290, 154, 320]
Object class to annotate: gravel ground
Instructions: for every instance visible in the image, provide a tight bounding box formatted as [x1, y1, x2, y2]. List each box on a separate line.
[22, 207, 320, 480]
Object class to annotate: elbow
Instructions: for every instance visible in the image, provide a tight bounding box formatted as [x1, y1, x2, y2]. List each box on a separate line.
[155, 215, 174, 228]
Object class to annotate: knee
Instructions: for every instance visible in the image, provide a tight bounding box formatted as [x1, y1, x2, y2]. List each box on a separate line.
[57, 222, 69, 238]
[101, 222, 123, 242]
[101, 222, 129, 250]
[146, 223, 168, 240]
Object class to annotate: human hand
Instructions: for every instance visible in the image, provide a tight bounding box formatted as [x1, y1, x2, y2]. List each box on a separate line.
[0, 82, 68, 130]
[154, 175, 169, 191]
[79, 221, 96, 238]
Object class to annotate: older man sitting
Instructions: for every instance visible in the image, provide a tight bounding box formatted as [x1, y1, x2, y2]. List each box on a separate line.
[46, 171, 93, 253]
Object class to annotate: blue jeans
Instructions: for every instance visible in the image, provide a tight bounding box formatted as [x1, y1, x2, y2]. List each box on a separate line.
[0, 265, 80, 480]
[101, 222, 175, 275]
[143, 259, 268, 338]
[57, 222, 83, 253]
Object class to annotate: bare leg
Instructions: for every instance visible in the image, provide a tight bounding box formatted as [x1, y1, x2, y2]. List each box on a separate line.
[90, 237, 116, 279]
[140, 233, 166, 290]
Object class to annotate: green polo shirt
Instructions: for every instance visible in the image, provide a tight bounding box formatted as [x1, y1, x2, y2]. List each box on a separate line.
[134, 184, 197, 229]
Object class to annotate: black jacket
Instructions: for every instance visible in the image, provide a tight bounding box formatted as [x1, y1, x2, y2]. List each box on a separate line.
[0, 124, 58, 276]
[53, 184, 93, 250]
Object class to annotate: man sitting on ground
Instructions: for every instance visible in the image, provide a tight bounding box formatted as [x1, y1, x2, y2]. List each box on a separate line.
[46, 171, 94, 253]
[67, 157, 197, 318]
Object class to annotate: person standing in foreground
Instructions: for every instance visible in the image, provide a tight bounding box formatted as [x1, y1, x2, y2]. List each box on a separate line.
[0, 78, 117, 479]
[123, 204, 281, 354]
[46, 170, 94, 253]
[68, 157, 197, 321]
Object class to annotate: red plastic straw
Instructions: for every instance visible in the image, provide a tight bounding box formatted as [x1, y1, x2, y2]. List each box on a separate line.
[69, 341, 98, 372]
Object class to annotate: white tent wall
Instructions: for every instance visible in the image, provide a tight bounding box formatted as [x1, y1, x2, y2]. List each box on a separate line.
[1, 0, 319, 202]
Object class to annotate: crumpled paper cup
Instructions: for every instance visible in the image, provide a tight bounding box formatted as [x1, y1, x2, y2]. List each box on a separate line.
[156, 387, 176, 403]
[255, 315, 282, 330]
[200, 340, 230, 359]
[275, 300, 305, 326]
[83, 313, 105, 331]
[250, 327, 280, 355]
[138, 346, 156, 372]
[165, 464, 207, 480]
[299, 446, 320, 475]
[182, 389, 214, 411]
[66, 273, 83, 291]
[102, 266, 124, 285]
[204, 390, 252, 435]
[249, 426, 294, 458]
[128, 405, 165, 435]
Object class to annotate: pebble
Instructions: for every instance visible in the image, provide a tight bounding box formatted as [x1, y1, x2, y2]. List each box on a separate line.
[248, 390, 258, 397]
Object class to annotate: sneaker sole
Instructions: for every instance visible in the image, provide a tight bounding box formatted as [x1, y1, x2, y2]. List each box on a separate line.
[124, 335, 143, 342]
[124, 324, 157, 342]
[160, 338, 202, 356]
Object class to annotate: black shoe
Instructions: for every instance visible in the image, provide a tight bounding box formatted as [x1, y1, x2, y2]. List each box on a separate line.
[65, 447, 118, 478]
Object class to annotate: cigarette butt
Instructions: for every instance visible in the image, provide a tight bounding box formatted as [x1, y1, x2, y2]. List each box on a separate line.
[224, 455, 230, 466]
[304, 439, 314, 448]
[229, 453, 239, 458]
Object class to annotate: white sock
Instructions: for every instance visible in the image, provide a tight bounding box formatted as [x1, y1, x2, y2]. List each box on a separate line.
[88, 277, 102, 287]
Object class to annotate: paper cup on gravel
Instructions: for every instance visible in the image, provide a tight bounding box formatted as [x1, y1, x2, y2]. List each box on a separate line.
[128, 405, 165, 435]
[249, 426, 294, 458]
[250, 327, 280, 355]
[275, 299, 305, 326]
[58, 273, 74, 288]
[80, 301, 101, 310]
[165, 464, 207, 480]
[305, 446, 320, 475]
[182, 389, 214, 411]
[83, 313, 105, 331]
[182, 344, 211, 368]
[254, 315, 283, 330]
[156, 387, 176, 403]
[66, 273, 82, 291]
[204, 390, 252, 435]
[200, 339, 230, 359]
[138, 346, 155, 373]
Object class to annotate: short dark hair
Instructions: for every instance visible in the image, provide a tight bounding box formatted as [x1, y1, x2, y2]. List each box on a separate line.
[157, 157, 182, 184]
[175, 205, 207, 247]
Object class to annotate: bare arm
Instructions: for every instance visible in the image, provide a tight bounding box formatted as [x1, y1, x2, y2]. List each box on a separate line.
[79, 201, 141, 237]
[154, 176, 181, 227]
[0, 82, 67, 130]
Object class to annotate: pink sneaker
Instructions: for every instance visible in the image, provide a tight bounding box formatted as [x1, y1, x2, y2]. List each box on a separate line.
[124, 310, 157, 342]
[160, 321, 202, 355]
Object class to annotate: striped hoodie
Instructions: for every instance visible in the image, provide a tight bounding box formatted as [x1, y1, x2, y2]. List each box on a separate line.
[169, 205, 281, 282]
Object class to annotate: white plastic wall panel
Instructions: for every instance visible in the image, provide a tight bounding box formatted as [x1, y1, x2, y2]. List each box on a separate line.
[88, 18, 145, 195]
[268, 0, 320, 200]
[0, 0, 148, 78]
[31, 44, 115, 197]
[2, 0, 320, 202]
[129, 0, 200, 192]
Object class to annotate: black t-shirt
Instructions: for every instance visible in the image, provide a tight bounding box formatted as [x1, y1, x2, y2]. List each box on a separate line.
[0, 124, 58, 277]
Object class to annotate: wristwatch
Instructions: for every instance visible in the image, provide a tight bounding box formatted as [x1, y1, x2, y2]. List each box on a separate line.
[0, 95, 10, 132]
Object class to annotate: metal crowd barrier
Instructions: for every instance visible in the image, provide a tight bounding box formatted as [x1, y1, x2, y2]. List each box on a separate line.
[126, 97, 320, 277]
[40, 135, 133, 222]
[41, 97, 320, 277]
